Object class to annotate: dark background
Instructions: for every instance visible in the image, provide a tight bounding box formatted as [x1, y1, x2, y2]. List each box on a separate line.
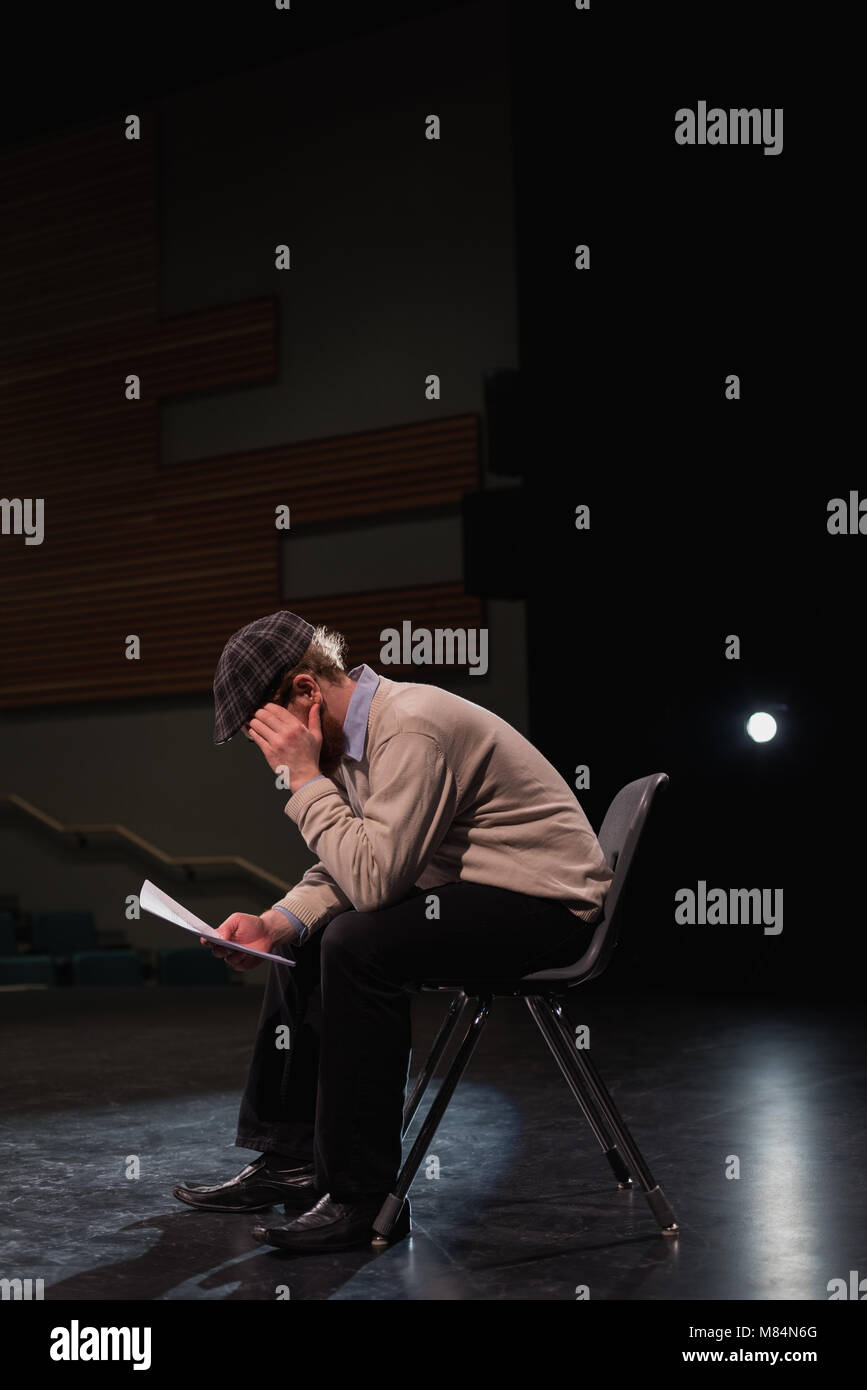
[0, 0, 855, 997]
[509, 2, 848, 997]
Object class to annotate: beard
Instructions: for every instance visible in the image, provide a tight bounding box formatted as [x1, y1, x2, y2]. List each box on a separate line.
[283, 692, 345, 775]
[317, 703, 346, 775]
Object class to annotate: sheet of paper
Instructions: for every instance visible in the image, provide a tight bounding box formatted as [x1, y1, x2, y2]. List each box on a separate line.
[139, 879, 295, 967]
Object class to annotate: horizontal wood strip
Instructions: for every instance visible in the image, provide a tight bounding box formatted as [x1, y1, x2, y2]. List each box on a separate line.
[0, 298, 278, 389]
[0, 122, 156, 187]
[1, 585, 485, 705]
[0, 489, 475, 575]
[0, 125, 158, 345]
[0, 420, 479, 548]
[0, 415, 478, 499]
[1, 520, 480, 640]
[2, 579, 483, 652]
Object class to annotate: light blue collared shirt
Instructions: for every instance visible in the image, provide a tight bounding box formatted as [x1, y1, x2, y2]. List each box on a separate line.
[272, 664, 380, 944]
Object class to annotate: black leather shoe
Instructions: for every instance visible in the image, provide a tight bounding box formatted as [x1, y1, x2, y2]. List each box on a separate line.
[173, 1155, 318, 1212]
[252, 1192, 411, 1252]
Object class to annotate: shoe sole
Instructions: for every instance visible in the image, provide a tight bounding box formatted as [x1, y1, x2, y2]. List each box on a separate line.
[173, 1190, 278, 1212]
[173, 1187, 316, 1214]
[253, 1206, 411, 1252]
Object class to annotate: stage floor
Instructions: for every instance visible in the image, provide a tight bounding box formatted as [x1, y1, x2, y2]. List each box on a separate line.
[2, 986, 865, 1301]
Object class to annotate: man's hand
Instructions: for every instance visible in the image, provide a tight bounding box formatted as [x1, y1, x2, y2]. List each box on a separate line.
[247, 698, 322, 788]
[202, 911, 276, 972]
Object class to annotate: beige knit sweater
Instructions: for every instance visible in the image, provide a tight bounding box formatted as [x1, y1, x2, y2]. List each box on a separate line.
[270, 675, 613, 938]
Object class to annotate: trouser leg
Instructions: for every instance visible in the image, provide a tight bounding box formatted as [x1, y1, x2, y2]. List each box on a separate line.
[235, 932, 323, 1161]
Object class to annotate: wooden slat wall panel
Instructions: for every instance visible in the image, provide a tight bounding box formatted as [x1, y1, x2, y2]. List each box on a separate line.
[1, 412, 482, 706]
[2, 411, 480, 618]
[1, 584, 485, 704]
[0, 298, 279, 474]
[0, 125, 159, 347]
[309, 585, 486, 678]
[0, 120, 483, 712]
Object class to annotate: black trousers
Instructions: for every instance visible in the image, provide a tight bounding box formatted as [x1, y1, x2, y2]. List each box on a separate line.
[235, 880, 597, 1203]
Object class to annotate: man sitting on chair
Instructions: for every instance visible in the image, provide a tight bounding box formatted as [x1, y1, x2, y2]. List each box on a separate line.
[173, 609, 613, 1252]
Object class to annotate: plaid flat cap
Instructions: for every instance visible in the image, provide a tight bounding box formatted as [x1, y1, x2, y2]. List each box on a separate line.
[213, 610, 315, 745]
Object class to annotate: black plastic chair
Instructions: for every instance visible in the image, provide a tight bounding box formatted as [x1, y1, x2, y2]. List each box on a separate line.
[372, 772, 678, 1243]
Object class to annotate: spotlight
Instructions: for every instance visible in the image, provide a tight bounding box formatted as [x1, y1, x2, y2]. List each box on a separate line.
[746, 712, 777, 744]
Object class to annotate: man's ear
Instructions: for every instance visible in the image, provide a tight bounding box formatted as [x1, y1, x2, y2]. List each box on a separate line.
[291, 674, 318, 702]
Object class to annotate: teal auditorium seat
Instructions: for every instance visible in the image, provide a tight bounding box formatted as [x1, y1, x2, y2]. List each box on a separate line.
[71, 950, 143, 986]
[0, 955, 55, 985]
[158, 948, 231, 986]
[31, 910, 96, 955]
[0, 910, 54, 985]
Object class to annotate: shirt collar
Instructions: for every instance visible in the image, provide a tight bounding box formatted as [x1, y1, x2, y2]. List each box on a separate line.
[341, 663, 381, 761]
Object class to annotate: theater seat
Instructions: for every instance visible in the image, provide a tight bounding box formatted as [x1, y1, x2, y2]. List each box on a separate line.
[71, 950, 143, 986]
[158, 948, 231, 986]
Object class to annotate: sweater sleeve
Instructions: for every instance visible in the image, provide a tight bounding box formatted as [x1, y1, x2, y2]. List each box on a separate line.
[269, 905, 309, 944]
[284, 732, 459, 913]
[269, 860, 355, 940]
[267, 767, 357, 938]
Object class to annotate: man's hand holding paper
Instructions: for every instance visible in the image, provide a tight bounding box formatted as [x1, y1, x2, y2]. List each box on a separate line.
[138, 880, 294, 969]
[203, 911, 281, 972]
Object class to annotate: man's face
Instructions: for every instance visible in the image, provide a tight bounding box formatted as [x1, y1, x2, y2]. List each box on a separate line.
[243, 679, 346, 774]
[286, 685, 346, 775]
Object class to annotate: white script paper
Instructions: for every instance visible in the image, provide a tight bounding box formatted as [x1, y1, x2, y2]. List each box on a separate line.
[139, 880, 294, 967]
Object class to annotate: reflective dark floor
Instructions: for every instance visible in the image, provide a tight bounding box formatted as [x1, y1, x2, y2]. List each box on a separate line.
[1, 986, 865, 1301]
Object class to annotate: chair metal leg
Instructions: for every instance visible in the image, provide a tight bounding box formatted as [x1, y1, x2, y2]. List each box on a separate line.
[373, 995, 492, 1240]
[525, 995, 633, 1188]
[402, 991, 467, 1137]
[542, 997, 679, 1234]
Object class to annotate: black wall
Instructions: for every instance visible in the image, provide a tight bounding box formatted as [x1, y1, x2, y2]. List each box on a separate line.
[494, 1, 853, 996]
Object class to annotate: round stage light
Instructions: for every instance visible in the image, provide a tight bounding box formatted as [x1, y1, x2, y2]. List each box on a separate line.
[746, 712, 777, 744]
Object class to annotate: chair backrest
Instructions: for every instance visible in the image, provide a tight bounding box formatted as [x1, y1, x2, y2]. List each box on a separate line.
[524, 772, 669, 985]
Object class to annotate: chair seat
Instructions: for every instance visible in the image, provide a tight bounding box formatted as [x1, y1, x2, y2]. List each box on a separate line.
[413, 976, 574, 995]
